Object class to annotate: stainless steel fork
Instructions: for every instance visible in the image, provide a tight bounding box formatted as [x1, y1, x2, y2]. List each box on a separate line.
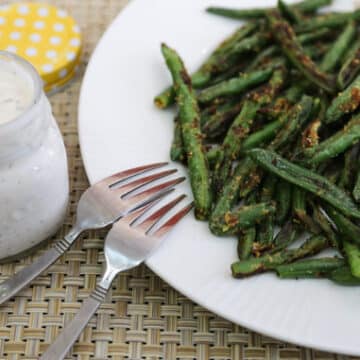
[0, 162, 185, 305]
[40, 195, 192, 360]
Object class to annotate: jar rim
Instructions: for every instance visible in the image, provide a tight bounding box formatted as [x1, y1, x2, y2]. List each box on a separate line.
[0, 51, 42, 130]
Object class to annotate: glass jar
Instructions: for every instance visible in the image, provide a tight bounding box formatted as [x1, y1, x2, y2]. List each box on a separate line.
[0, 51, 69, 260]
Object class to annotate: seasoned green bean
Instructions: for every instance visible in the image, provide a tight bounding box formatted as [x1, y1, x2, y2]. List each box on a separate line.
[301, 119, 321, 150]
[209, 202, 276, 236]
[213, 100, 260, 191]
[161, 44, 212, 219]
[278, 0, 302, 24]
[170, 119, 185, 163]
[330, 266, 360, 285]
[214, 67, 287, 190]
[267, 10, 335, 93]
[292, 187, 320, 234]
[343, 241, 360, 278]
[238, 192, 258, 259]
[297, 28, 334, 44]
[206, 146, 221, 168]
[154, 87, 176, 110]
[192, 22, 258, 87]
[206, 0, 332, 20]
[210, 157, 254, 225]
[212, 32, 271, 75]
[198, 68, 273, 103]
[231, 234, 328, 278]
[338, 39, 360, 90]
[295, 11, 360, 33]
[238, 227, 257, 260]
[354, 168, 360, 202]
[304, 115, 360, 165]
[247, 29, 332, 72]
[206, 6, 265, 20]
[274, 180, 292, 224]
[202, 100, 242, 139]
[154, 22, 258, 109]
[284, 83, 307, 103]
[269, 95, 313, 151]
[256, 175, 277, 246]
[246, 46, 279, 71]
[311, 203, 340, 248]
[320, 21, 356, 72]
[325, 74, 360, 124]
[241, 116, 288, 152]
[338, 147, 358, 190]
[324, 205, 360, 246]
[276, 258, 345, 279]
[271, 220, 301, 253]
[209, 63, 248, 86]
[248, 148, 360, 219]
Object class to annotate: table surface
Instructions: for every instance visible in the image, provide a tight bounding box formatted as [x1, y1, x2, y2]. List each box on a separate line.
[0, 1, 358, 359]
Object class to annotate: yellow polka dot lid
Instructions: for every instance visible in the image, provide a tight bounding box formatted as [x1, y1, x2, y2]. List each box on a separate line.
[0, 2, 82, 93]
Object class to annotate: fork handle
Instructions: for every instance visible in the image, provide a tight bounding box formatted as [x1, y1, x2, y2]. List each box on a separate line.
[40, 283, 110, 360]
[0, 226, 82, 305]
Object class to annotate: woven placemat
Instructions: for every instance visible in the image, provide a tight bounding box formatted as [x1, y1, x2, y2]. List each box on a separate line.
[0, 1, 357, 359]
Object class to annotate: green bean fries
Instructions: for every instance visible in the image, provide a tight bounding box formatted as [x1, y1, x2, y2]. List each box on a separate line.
[156, 0, 360, 286]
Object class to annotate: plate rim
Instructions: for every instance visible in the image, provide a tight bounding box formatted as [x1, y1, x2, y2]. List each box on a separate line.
[78, 0, 359, 355]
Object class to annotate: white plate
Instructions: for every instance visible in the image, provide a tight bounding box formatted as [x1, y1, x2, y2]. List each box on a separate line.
[78, 0, 360, 355]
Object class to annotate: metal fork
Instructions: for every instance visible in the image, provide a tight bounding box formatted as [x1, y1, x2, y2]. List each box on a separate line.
[40, 195, 192, 360]
[0, 162, 185, 305]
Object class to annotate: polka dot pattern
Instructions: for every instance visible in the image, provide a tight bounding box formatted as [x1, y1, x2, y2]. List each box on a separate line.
[30, 33, 41, 42]
[0, 2, 82, 93]
[14, 18, 25, 27]
[10, 31, 21, 40]
[18, 5, 29, 15]
[26, 47, 37, 56]
[33, 20, 44, 29]
[50, 36, 61, 45]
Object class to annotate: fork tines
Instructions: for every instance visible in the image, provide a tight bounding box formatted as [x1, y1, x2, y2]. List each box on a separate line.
[122, 193, 193, 237]
[103, 162, 168, 187]
[122, 176, 186, 210]
[113, 169, 178, 196]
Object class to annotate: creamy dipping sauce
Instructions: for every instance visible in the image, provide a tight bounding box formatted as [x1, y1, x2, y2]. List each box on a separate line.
[0, 51, 69, 260]
[0, 59, 34, 124]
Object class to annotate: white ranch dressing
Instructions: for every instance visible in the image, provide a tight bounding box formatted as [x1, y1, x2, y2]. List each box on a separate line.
[0, 52, 69, 260]
[0, 59, 34, 125]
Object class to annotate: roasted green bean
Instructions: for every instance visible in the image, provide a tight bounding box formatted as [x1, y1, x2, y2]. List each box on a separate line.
[198, 68, 273, 103]
[343, 241, 360, 278]
[295, 11, 360, 33]
[276, 258, 345, 279]
[267, 10, 335, 93]
[320, 21, 356, 72]
[338, 39, 360, 90]
[354, 168, 360, 202]
[210, 202, 276, 236]
[304, 114, 360, 165]
[248, 148, 360, 219]
[155, 22, 258, 109]
[170, 119, 185, 163]
[161, 44, 212, 219]
[232, 234, 328, 278]
[325, 75, 360, 124]
[238, 227, 257, 260]
[206, 0, 332, 20]
[330, 266, 360, 285]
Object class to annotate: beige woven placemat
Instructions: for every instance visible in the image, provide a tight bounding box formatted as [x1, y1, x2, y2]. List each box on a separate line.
[0, 1, 357, 359]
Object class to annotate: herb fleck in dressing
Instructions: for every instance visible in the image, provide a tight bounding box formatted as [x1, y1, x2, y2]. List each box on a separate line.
[0, 60, 34, 124]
